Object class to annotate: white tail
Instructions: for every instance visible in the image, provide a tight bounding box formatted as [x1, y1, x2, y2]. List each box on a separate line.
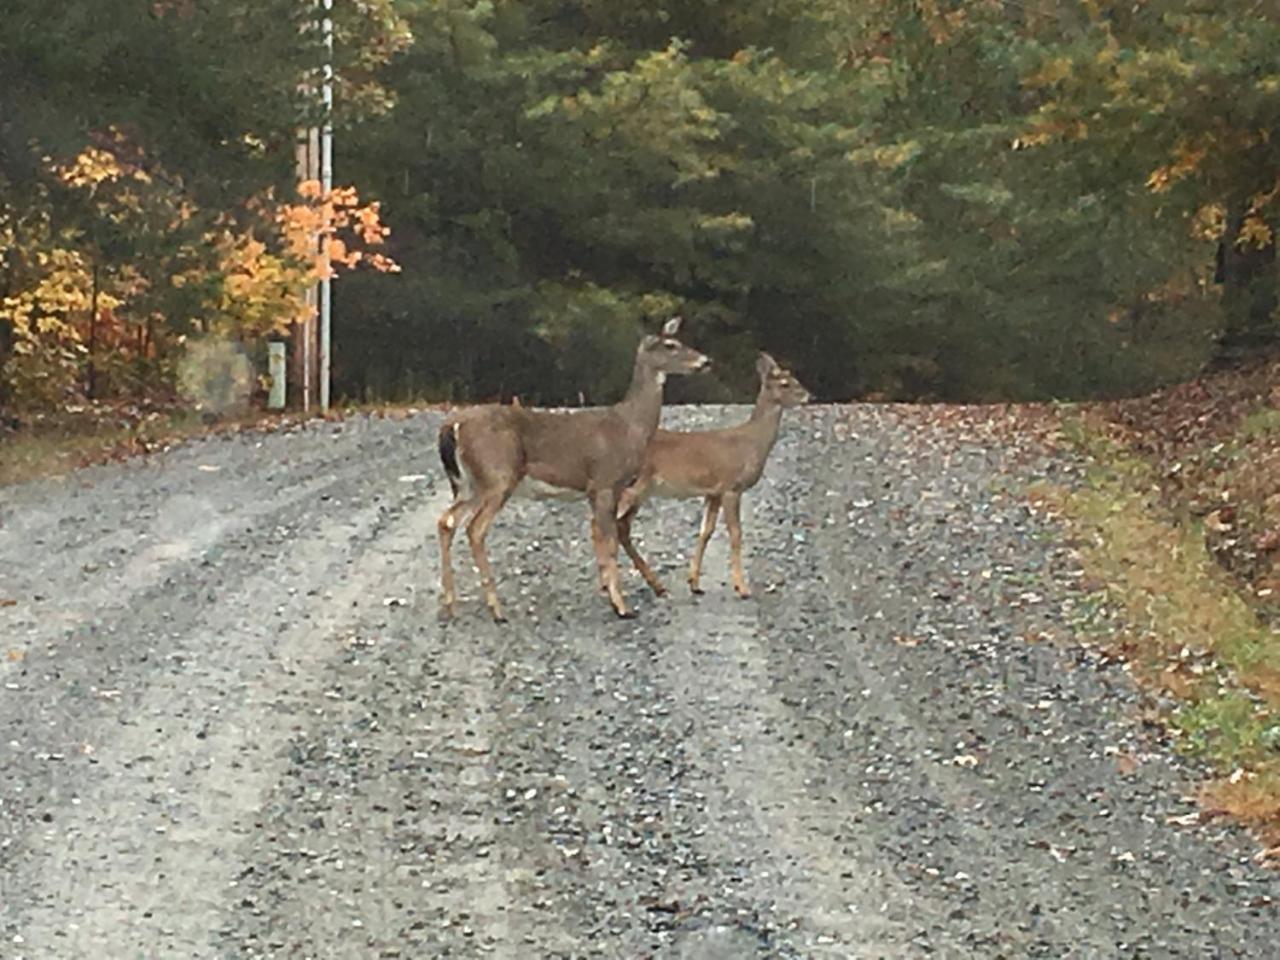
[437, 317, 710, 621]
[616, 352, 810, 598]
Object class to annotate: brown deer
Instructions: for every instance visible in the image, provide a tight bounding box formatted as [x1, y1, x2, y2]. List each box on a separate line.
[436, 317, 710, 621]
[615, 352, 810, 598]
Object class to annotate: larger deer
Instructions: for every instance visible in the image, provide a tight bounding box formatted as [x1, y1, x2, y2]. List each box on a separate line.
[615, 352, 810, 598]
[436, 317, 710, 621]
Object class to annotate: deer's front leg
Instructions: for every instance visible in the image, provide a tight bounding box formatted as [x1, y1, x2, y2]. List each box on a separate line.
[688, 496, 721, 595]
[590, 490, 633, 618]
[723, 492, 750, 598]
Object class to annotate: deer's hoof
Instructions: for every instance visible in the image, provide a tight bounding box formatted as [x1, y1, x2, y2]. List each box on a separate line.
[735, 587, 752, 599]
[615, 608, 638, 620]
[651, 584, 669, 598]
[689, 585, 705, 596]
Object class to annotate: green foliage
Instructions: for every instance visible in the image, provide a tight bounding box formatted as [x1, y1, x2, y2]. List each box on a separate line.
[335, 0, 1280, 404]
[0, 0, 406, 410]
[1173, 693, 1280, 769]
[5, 0, 1279, 410]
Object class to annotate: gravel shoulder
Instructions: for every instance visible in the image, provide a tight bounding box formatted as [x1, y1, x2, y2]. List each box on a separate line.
[1, 404, 1277, 958]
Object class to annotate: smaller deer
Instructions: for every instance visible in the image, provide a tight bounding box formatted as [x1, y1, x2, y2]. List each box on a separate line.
[616, 353, 811, 598]
[436, 317, 710, 621]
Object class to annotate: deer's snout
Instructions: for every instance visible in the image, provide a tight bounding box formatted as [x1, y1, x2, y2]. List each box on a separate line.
[692, 354, 711, 371]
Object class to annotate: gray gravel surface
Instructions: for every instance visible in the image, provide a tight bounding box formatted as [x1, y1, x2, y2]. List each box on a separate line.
[1, 404, 1277, 959]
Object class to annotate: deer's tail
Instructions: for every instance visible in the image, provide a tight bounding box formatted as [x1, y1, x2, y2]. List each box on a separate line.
[438, 421, 462, 498]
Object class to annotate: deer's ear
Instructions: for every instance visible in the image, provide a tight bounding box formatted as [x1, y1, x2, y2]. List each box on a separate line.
[661, 316, 682, 337]
[756, 352, 777, 376]
[640, 334, 660, 349]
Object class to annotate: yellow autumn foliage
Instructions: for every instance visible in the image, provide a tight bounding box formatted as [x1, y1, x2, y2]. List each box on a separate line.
[3, 138, 400, 409]
[1237, 215, 1274, 251]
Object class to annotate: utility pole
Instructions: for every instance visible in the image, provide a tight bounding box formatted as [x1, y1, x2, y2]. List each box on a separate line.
[293, 1, 333, 413]
[294, 126, 318, 413]
[319, 0, 334, 411]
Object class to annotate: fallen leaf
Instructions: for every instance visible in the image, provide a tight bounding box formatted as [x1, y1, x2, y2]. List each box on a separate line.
[1255, 528, 1280, 553]
[1114, 753, 1140, 776]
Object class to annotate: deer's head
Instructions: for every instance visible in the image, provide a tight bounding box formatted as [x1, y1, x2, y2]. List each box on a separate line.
[757, 353, 811, 407]
[637, 316, 711, 379]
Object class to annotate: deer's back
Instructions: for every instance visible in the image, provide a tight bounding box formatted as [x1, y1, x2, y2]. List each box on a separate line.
[455, 404, 651, 492]
[645, 425, 769, 497]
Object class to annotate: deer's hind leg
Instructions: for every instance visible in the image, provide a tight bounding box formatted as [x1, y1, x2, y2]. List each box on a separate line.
[440, 420, 519, 621]
[618, 508, 668, 597]
[466, 483, 516, 623]
[438, 494, 477, 617]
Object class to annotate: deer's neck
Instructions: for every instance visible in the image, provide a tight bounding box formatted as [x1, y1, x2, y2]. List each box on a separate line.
[745, 390, 785, 456]
[615, 357, 665, 436]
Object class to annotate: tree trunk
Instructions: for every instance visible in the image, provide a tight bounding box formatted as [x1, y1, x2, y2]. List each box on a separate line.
[0, 273, 12, 410]
[1213, 201, 1278, 364]
[87, 260, 99, 399]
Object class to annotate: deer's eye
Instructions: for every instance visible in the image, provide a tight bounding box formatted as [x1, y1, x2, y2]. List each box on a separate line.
[663, 340, 678, 350]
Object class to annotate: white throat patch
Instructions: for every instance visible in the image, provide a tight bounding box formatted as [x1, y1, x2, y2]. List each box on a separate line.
[655, 372, 667, 386]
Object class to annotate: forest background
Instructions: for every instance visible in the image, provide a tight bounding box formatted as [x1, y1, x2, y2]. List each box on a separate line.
[2, 0, 1278, 412]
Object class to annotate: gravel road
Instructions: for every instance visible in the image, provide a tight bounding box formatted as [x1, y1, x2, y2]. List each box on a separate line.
[1, 404, 1277, 959]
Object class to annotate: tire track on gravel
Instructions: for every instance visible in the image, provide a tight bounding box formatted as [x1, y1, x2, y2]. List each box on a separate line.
[218, 503, 621, 958]
[218, 613, 530, 959]
[760, 408, 1100, 955]
[656, 593, 912, 958]
[6, 404, 1280, 960]
[0, 471, 341, 669]
[628, 407, 935, 958]
[1, 483, 454, 959]
[0, 460, 406, 832]
[0, 423, 342, 562]
[1, 414, 451, 956]
[757, 405, 1280, 957]
[399, 405, 908, 959]
[0, 419, 408, 666]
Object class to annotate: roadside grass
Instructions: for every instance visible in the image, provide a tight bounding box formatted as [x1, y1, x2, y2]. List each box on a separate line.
[0, 408, 212, 486]
[1040, 399, 1280, 855]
